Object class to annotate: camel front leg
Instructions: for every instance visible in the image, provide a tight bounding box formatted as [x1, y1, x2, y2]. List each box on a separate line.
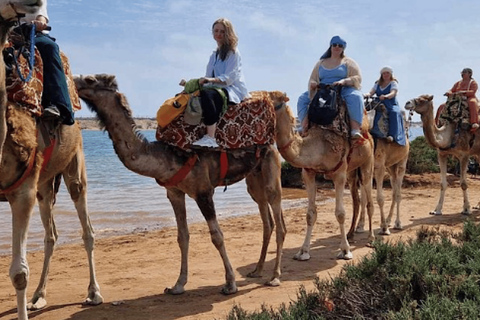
[432, 154, 448, 215]
[294, 169, 317, 261]
[27, 179, 57, 311]
[388, 160, 407, 230]
[195, 191, 237, 295]
[459, 156, 471, 215]
[346, 170, 360, 239]
[332, 171, 352, 260]
[64, 152, 103, 305]
[376, 164, 389, 235]
[164, 188, 189, 295]
[8, 186, 37, 320]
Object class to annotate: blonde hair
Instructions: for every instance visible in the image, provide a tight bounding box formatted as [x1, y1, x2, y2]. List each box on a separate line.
[212, 18, 238, 61]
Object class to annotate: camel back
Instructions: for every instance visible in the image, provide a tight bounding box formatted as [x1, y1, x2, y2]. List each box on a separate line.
[5, 43, 81, 117]
[156, 91, 276, 149]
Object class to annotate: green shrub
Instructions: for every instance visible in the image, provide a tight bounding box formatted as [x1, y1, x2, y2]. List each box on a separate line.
[224, 221, 480, 320]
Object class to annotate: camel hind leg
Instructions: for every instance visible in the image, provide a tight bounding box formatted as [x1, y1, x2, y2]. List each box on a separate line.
[245, 147, 285, 287]
[27, 177, 57, 311]
[63, 151, 103, 305]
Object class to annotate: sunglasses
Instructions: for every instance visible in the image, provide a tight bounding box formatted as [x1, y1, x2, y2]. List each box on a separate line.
[331, 43, 344, 48]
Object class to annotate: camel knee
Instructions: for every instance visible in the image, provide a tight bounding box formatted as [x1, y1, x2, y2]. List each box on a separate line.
[335, 211, 346, 224]
[67, 181, 84, 202]
[306, 208, 317, 226]
[10, 263, 29, 291]
[461, 182, 468, 191]
[210, 229, 224, 249]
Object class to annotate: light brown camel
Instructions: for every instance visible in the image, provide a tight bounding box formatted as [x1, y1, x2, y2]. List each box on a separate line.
[273, 92, 375, 260]
[0, 2, 103, 319]
[405, 94, 480, 215]
[354, 105, 410, 236]
[73, 73, 286, 295]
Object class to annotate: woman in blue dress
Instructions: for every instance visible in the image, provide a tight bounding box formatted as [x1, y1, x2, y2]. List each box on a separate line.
[307, 35, 364, 139]
[365, 66, 406, 146]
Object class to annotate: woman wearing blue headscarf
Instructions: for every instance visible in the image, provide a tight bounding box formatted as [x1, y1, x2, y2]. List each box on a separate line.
[307, 36, 364, 138]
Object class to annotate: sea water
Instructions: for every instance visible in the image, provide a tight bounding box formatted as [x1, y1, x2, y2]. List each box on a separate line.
[0, 130, 309, 255]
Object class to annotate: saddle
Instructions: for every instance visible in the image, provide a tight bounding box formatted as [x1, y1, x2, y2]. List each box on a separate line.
[365, 96, 389, 136]
[156, 91, 276, 150]
[307, 86, 349, 138]
[438, 94, 470, 129]
[4, 26, 81, 119]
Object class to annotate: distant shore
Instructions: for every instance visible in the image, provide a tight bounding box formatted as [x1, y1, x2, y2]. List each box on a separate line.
[76, 117, 157, 130]
[76, 117, 423, 131]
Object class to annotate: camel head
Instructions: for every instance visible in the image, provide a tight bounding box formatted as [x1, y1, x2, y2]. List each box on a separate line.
[74, 74, 133, 130]
[0, 0, 42, 22]
[404, 94, 434, 115]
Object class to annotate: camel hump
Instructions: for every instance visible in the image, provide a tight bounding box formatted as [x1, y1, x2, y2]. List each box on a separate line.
[156, 91, 277, 150]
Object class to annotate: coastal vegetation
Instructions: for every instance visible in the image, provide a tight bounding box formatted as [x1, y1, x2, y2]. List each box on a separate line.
[225, 221, 480, 319]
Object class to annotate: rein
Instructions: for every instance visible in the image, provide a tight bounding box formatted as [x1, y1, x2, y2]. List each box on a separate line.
[12, 23, 36, 82]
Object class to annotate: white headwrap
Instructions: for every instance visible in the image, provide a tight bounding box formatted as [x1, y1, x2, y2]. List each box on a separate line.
[380, 66, 393, 75]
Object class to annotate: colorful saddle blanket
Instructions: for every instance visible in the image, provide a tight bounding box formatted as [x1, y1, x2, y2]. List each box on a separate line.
[156, 91, 276, 149]
[5, 42, 81, 117]
[438, 95, 469, 127]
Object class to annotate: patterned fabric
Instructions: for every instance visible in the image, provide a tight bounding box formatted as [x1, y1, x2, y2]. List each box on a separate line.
[439, 95, 469, 128]
[5, 43, 81, 117]
[156, 91, 276, 150]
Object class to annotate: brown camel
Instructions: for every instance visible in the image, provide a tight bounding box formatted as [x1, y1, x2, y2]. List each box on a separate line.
[73, 73, 286, 295]
[405, 94, 480, 215]
[273, 92, 375, 260]
[0, 2, 103, 319]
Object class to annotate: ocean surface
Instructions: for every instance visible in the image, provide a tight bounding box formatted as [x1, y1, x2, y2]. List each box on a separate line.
[0, 126, 424, 255]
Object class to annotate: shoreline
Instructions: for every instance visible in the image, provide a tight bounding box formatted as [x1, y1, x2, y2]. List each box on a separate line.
[0, 173, 476, 320]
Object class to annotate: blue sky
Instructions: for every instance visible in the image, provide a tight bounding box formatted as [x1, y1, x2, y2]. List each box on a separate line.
[48, 0, 480, 121]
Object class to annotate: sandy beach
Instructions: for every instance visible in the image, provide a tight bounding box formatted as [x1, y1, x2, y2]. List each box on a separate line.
[1, 173, 478, 320]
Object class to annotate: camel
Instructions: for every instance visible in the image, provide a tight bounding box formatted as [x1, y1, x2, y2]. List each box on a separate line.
[354, 102, 410, 236]
[273, 92, 375, 260]
[73, 73, 286, 295]
[405, 94, 480, 215]
[0, 2, 103, 319]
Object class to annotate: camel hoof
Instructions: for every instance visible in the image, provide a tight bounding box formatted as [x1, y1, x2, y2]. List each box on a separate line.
[221, 283, 238, 295]
[247, 270, 262, 278]
[355, 226, 365, 233]
[393, 222, 403, 230]
[379, 228, 391, 236]
[265, 278, 281, 287]
[164, 286, 185, 295]
[27, 297, 47, 311]
[429, 211, 442, 216]
[293, 252, 311, 261]
[337, 250, 353, 260]
[462, 210, 471, 216]
[83, 292, 104, 306]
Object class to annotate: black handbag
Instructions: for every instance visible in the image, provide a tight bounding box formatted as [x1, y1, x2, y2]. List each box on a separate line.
[308, 85, 338, 126]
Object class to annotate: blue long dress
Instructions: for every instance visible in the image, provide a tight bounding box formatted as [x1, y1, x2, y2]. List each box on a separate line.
[318, 65, 364, 125]
[370, 81, 406, 146]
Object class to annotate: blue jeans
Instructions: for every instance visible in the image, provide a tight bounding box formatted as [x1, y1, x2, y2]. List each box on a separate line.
[34, 33, 74, 125]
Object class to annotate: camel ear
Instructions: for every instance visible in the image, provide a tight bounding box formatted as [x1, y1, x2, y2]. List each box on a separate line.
[427, 95, 434, 101]
[283, 92, 290, 102]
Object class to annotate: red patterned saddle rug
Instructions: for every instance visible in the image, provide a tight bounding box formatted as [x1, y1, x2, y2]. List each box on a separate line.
[156, 91, 276, 150]
[5, 42, 81, 117]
